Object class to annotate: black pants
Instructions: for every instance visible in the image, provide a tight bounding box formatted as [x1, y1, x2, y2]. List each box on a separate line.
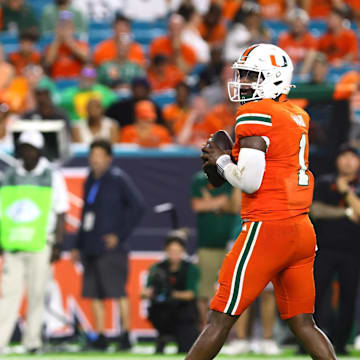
[314, 248, 360, 351]
[148, 301, 199, 353]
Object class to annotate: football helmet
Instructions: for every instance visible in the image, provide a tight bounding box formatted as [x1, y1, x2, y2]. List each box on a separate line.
[228, 43, 294, 103]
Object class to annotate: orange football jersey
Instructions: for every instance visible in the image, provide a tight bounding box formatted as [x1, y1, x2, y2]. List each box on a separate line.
[232, 97, 314, 221]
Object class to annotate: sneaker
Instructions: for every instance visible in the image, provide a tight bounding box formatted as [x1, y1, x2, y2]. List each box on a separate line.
[354, 335, 360, 350]
[259, 339, 281, 355]
[90, 334, 108, 350]
[118, 331, 131, 351]
[222, 339, 250, 355]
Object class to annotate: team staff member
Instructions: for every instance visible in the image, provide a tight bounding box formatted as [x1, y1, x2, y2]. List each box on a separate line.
[311, 144, 360, 355]
[71, 140, 145, 351]
[190, 170, 241, 327]
[185, 43, 337, 360]
[0, 130, 69, 354]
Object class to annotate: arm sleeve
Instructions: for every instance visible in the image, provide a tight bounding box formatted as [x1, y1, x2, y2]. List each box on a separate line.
[117, 171, 146, 242]
[217, 148, 266, 194]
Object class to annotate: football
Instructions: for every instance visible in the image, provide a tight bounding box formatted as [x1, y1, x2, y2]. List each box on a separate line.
[203, 130, 234, 187]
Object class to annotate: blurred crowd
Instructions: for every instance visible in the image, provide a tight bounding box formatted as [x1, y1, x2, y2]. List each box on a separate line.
[0, 0, 360, 151]
[2, 0, 360, 356]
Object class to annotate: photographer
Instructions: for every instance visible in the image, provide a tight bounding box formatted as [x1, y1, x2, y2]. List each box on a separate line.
[142, 229, 200, 354]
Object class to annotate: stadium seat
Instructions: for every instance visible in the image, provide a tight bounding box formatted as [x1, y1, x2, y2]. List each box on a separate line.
[309, 20, 327, 38]
[0, 32, 18, 54]
[263, 20, 288, 43]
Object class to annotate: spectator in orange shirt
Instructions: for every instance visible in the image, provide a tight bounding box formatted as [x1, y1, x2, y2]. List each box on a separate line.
[120, 100, 172, 147]
[198, 3, 227, 45]
[318, 7, 358, 66]
[163, 81, 191, 135]
[147, 55, 184, 92]
[175, 96, 222, 148]
[93, 14, 145, 68]
[9, 31, 41, 75]
[278, 8, 318, 76]
[204, 98, 238, 136]
[149, 14, 197, 75]
[44, 11, 89, 79]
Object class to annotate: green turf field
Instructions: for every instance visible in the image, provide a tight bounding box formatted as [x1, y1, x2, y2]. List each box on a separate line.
[2, 348, 360, 360]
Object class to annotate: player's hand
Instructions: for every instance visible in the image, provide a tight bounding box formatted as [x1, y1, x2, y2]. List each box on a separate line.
[70, 249, 81, 264]
[103, 233, 119, 249]
[201, 138, 230, 167]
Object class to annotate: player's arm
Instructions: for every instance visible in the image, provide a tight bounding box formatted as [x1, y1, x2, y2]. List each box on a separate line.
[202, 136, 267, 194]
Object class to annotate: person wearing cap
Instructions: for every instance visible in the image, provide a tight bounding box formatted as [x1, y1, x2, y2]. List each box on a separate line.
[93, 14, 145, 68]
[119, 100, 172, 147]
[60, 65, 117, 122]
[318, 7, 358, 66]
[0, 130, 69, 354]
[310, 144, 360, 355]
[105, 77, 164, 128]
[141, 229, 200, 354]
[43, 10, 89, 79]
[277, 8, 318, 76]
[41, 0, 87, 36]
[71, 139, 145, 351]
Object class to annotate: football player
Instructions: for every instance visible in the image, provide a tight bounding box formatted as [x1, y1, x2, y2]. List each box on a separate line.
[186, 44, 337, 360]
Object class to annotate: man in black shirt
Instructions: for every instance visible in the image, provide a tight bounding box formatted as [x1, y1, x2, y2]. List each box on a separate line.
[311, 144, 360, 355]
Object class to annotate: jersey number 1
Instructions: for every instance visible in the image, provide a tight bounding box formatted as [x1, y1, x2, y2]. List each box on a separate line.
[298, 133, 309, 186]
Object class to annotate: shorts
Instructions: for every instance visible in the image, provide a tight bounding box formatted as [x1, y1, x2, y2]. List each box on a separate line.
[210, 214, 316, 320]
[198, 248, 227, 299]
[82, 251, 128, 299]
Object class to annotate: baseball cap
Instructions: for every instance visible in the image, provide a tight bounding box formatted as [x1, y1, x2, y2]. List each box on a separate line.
[135, 100, 156, 122]
[18, 130, 44, 150]
[336, 143, 359, 157]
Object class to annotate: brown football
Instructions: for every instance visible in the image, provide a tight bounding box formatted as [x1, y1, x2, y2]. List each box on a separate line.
[203, 130, 234, 187]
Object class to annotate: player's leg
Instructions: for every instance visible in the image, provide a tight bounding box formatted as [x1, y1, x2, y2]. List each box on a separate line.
[273, 215, 337, 359]
[313, 249, 336, 334]
[186, 221, 278, 360]
[287, 313, 336, 360]
[185, 310, 238, 360]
